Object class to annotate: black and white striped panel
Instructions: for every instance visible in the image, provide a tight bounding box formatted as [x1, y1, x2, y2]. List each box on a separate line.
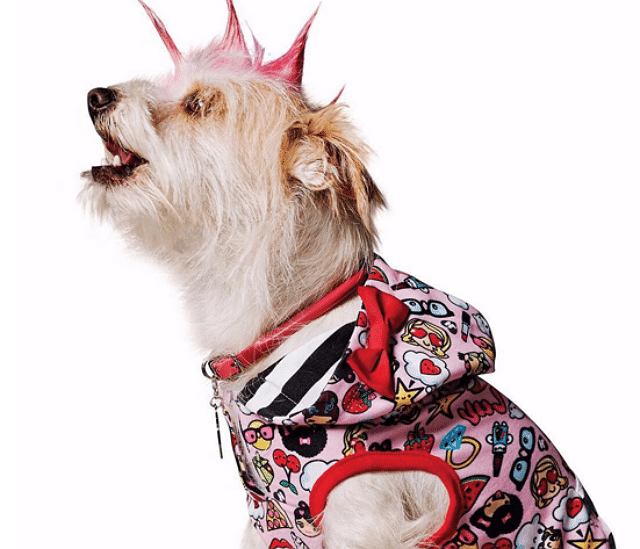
[238, 322, 355, 421]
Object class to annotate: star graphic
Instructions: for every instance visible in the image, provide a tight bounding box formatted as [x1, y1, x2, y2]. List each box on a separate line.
[568, 527, 607, 549]
[394, 379, 422, 410]
[426, 388, 465, 424]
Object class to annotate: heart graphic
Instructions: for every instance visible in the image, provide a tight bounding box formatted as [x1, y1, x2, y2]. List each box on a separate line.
[420, 358, 441, 376]
[567, 497, 583, 518]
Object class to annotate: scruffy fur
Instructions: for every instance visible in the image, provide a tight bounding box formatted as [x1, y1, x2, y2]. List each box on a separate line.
[82, 6, 449, 549]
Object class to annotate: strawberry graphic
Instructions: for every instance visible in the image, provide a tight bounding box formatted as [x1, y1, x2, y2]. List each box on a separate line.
[404, 424, 435, 453]
[343, 383, 376, 414]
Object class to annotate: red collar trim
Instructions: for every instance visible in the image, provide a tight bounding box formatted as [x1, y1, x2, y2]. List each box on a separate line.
[202, 268, 368, 381]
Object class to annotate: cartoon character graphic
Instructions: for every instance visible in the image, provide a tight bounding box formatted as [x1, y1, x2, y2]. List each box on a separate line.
[244, 420, 275, 451]
[293, 501, 321, 538]
[470, 334, 496, 360]
[303, 391, 339, 425]
[278, 425, 327, 458]
[540, 528, 562, 549]
[459, 351, 492, 376]
[342, 422, 372, 456]
[530, 456, 568, 508]
[470, 491, 524, 538]
[402, 319, 451, 358]
[515, 514, 546, 549]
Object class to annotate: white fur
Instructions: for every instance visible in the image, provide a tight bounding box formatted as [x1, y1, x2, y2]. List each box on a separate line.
[82, 17, 449, 549]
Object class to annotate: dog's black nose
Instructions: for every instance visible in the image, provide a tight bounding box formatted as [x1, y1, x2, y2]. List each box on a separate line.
[88, 87, 117, 119]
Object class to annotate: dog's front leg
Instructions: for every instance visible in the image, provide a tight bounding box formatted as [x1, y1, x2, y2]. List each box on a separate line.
[321, 471, 449, 549]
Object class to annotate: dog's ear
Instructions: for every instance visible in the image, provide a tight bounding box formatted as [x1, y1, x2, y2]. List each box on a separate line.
[282, 105, 385, 232]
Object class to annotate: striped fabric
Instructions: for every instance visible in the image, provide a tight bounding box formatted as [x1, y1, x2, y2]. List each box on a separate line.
[238, 322, 355, 421]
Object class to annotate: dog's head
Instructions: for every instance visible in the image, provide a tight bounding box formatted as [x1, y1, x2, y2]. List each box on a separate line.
[82, 1, 383, 265]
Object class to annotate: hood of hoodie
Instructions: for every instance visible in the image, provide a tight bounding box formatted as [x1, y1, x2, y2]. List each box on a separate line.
[228, 256, 496, 426]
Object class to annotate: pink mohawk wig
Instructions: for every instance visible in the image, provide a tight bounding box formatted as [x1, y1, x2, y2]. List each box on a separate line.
[138, 0, 318, 90]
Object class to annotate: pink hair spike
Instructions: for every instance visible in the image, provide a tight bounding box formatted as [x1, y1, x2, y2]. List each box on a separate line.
[330, 85, 346, 105]
[218, 0, 250, 55]
[138, 0, 183, 67]
[248, 26, 266, 67]
[259, 5, 319, 88]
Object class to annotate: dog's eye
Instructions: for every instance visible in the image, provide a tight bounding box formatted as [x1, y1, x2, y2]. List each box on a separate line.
[183, 92, 207, 116]
[182, 89, 227, 119]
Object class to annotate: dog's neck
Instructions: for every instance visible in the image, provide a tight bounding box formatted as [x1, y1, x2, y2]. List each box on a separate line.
[164, 218, 373, 355]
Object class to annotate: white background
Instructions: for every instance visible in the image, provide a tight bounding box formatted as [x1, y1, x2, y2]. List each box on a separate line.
[6, 1, 639, 547]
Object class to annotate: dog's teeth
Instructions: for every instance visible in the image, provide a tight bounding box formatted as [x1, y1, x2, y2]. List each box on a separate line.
[113, 155, 122, 167]
[101, 158, 109, 166]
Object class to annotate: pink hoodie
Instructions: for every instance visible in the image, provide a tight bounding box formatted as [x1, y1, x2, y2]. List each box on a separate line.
[217, 257, 614, 549]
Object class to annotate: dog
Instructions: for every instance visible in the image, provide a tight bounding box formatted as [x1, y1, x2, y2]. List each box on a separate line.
[82, 2, 615, 548]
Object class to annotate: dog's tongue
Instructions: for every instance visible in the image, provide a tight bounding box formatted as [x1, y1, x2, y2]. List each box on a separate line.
[105, 141, 135, 165]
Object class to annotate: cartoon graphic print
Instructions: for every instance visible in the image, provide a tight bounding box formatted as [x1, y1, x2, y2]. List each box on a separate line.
[515, 514, 546, 549]
[509, 427, 535, 491]
[303, 391, 339, 425]
[269, 539, 294, 549]
[473, 312, 492, 337]
[218, 257, 614, 549]
[459, 351, 492, 376]
[253, 455, 275, 491]
[531, 456, 569, 508]
[471, 334, 496, 360]
[299, 459, 337, 492]
[486, 421, 514, 476]
[244, 420, 275, 450]
[342, 382, 376, 414]
[553, 485, 591, 532]
[404, 350, 450, 388]
[460, 475, 490, 514]
[540, 528, 562, 549]
[278, 425, 327, 458]
[294, 501, 321, 538]
[390, 275, 431, 293]
[403, 297, 454, 318]
[342, 422, 371, 456]
[265, 498, 293, 531]
[471, 491, 524, 538]
[273, 449, 301, 494]
[402, 319, 451, 357]
[404, 423, 435, 452]
[443, 525, 479, 549]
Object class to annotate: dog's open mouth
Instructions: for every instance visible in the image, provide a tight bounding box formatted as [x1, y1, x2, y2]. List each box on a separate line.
[91, 141, 148, 186]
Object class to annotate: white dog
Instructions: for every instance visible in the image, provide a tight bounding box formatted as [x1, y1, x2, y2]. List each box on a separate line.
[82, 2, 614, 549]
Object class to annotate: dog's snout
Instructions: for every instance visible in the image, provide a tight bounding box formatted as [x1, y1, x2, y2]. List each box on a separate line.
[88, 87, 117, 119]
